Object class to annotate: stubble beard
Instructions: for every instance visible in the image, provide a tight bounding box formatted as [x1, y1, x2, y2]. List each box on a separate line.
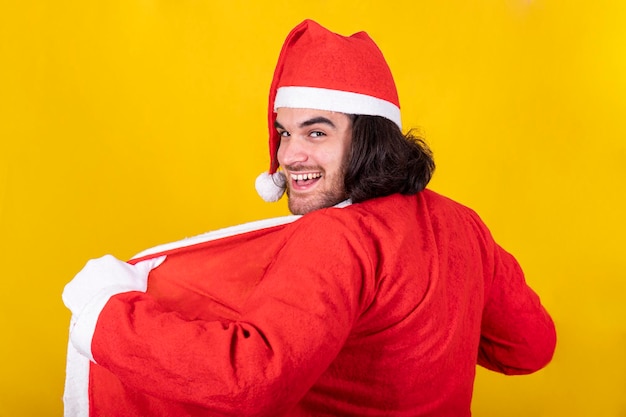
[286, 163, 348, 215]
[287, 186, 347, 215]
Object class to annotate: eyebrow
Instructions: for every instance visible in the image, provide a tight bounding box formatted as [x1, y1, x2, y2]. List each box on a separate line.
[274, 116, 337, 130]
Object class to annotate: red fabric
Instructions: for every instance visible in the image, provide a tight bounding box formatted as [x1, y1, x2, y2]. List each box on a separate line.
[88, 190, 556, 416]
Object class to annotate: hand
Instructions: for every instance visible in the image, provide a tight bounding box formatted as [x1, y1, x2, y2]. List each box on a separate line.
[62, 254, 166, 317]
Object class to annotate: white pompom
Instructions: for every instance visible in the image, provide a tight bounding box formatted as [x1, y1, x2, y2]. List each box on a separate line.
[255, 171, 286, 202]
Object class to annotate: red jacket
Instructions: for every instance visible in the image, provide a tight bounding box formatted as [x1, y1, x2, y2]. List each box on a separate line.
[67, 190, 556, 416]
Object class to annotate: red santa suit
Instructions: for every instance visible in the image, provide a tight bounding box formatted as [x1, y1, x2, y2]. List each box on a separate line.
[64, 190, 556, 416]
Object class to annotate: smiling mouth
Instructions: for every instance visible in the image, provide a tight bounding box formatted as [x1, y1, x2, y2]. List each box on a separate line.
[289, 172, 322, 188]
[291, 172, 321, 181]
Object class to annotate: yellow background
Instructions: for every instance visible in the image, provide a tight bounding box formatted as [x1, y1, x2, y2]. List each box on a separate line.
[1, 1, 624, 415]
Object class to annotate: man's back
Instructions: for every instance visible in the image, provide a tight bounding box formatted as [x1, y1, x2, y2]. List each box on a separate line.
[293, 190, 555, 416]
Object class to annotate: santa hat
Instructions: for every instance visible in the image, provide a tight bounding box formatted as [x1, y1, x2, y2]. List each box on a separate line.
[255, 19, 401, 202]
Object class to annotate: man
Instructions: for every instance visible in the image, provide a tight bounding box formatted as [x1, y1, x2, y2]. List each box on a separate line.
[63, 19, 556, 416]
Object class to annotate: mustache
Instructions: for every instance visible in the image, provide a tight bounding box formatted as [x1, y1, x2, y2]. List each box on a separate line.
[283, 165, 323, 173]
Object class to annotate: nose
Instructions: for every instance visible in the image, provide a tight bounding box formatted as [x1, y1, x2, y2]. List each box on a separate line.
[277, 137, 308, 167]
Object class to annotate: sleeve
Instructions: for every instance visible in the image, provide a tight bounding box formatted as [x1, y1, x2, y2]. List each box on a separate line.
[75, 213, 375, 416]
[477, 236, 557, 375]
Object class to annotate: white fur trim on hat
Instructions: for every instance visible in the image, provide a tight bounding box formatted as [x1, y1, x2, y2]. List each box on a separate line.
[255, 171, 286, 202]
[275, 86, 402, 129]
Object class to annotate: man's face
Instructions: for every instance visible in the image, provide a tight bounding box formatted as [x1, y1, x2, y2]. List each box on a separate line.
[275, 108, 353, 215]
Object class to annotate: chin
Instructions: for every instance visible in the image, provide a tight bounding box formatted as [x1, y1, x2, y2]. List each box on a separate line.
[287, 200, 316, 215]
[287, 193, 346, 215]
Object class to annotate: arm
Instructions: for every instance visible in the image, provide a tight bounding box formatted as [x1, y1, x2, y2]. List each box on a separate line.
[477, 242, 557, 375]
[69, 213, 375, 415]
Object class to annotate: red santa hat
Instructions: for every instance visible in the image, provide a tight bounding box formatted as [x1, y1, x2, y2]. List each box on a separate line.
[255, 19, 402, 202]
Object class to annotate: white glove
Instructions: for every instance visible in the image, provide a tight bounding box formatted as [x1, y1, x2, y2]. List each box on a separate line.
[62, 254, 166, 317]
[62, 254, 166, 362]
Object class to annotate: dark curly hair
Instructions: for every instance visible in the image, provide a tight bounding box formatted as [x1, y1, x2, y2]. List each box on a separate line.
[344, 115, 435, 204]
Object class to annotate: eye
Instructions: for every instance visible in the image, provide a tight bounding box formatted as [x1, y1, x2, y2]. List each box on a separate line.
[278, 130, 290, 137]
[310, 131, 326, 138]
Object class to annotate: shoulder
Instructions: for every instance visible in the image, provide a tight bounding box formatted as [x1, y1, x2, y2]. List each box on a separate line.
[279, 200, 392, 261]
[285, 191, 494, 245]
[418, 189, 492, 230]
[337, 190, 485, 229]
[419, 189, 480, 215]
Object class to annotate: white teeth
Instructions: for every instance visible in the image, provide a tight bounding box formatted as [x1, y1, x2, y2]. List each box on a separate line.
[291, 173, 321, 181]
